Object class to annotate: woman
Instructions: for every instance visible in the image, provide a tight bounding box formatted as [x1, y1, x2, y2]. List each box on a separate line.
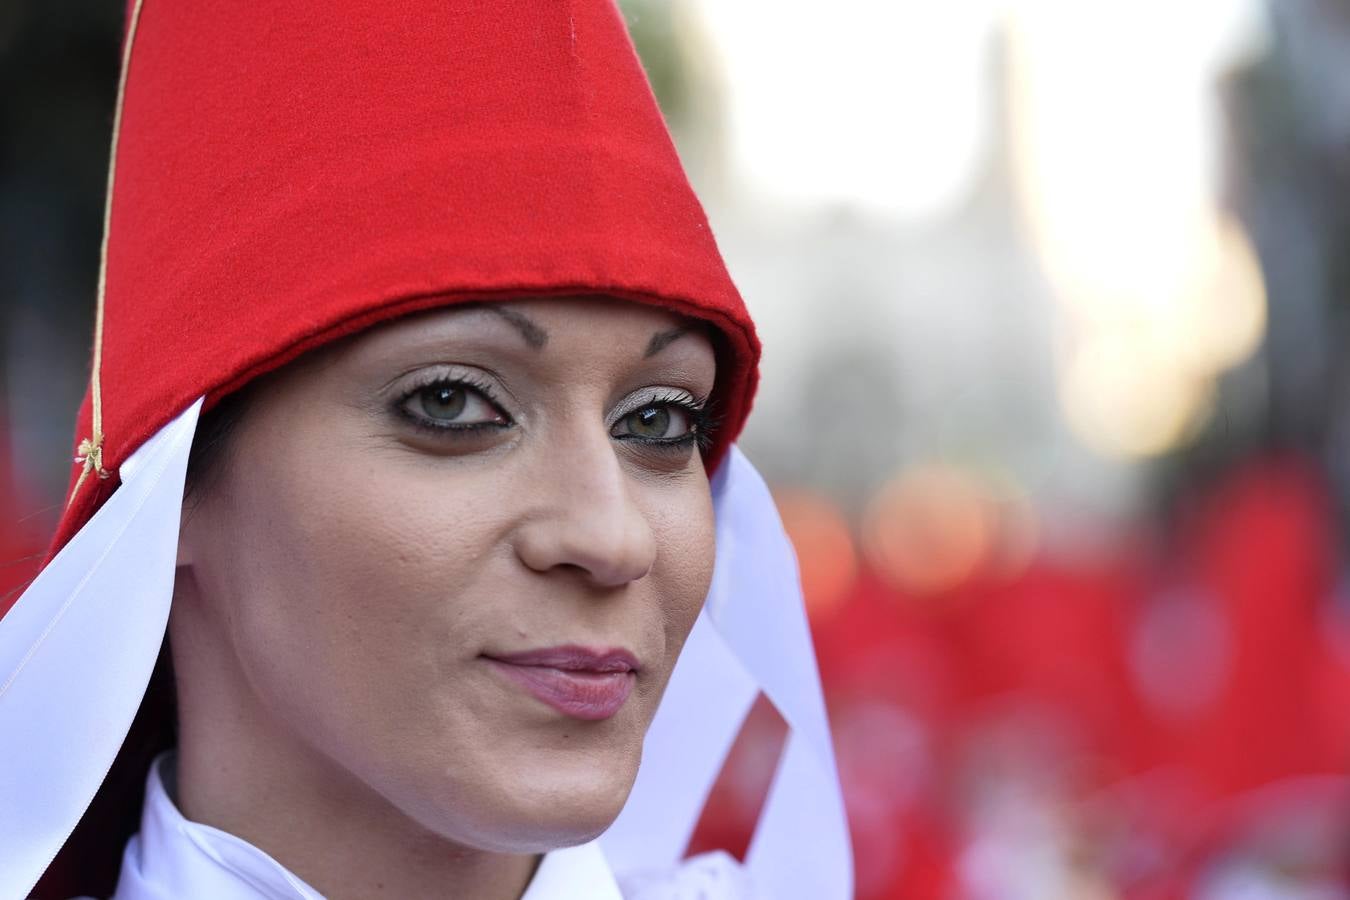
[0, 1, 851, 897]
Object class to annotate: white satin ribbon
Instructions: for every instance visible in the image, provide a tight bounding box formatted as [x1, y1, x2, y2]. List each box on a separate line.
[0, 398, 201, 899]
[0, 406, 852, 898]
[602, 447, 855, 898]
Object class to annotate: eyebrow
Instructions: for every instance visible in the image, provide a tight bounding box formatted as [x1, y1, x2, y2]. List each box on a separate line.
[480, 305, 693, 358]
[645, 326, 692, 358]
[482, 306, 548, 349]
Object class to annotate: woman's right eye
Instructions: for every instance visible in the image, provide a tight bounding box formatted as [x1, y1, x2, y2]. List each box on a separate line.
[399, 380, 509, 431]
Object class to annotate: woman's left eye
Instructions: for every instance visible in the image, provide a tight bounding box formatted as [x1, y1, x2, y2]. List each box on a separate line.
[613, 403, 695, 442]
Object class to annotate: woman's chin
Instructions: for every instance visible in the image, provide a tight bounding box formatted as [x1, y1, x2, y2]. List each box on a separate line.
[395, 754, 640, 854]
[486, 764, 638, 851]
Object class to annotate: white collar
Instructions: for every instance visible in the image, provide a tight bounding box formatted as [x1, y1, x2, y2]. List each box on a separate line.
[110, 753, 623, 900]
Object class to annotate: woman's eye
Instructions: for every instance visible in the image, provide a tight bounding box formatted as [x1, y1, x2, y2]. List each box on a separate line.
[402, 381, 506, 428]
[616, 404, 692, 441]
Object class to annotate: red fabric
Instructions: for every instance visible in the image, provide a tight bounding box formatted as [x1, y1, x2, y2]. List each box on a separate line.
[0, 412, 42, 618]
[1152, 459, 1338, 797]
[47, 0, 759, 560]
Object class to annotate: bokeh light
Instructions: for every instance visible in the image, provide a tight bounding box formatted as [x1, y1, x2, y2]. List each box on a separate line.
[774, 487, 858, 620]
[863, 464, 995, 598]
[1009, 0, 1268, 459]
[689, 0, 998, 219]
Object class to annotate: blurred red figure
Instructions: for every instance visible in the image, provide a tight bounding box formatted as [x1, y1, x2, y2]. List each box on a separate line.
[806, 548, 1152, 896]
[760, 451, 1350, 898]
[1136, 458, 1350, 896]
[1156, 457, 1340, 796]
[0, 410, 42, 616]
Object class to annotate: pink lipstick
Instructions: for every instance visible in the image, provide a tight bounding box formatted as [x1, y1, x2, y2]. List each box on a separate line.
[484, 646, 638, 720]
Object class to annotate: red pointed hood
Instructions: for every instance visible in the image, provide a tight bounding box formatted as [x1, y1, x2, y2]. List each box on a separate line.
[50, 0, 759, 557]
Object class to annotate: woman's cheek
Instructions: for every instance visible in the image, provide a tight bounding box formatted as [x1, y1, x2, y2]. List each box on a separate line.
[650, 483, 717, 683]
[223, 459, 417, 738]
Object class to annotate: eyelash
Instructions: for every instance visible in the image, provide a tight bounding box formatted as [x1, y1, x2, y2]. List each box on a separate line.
[392, 372, 511, 436]
[392, 377, 719, 451]
[614, 388, 719, 454]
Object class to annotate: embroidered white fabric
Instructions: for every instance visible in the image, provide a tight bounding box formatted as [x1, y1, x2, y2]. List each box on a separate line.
[0, 400, 851, 898]
[617, 853, 753, 900]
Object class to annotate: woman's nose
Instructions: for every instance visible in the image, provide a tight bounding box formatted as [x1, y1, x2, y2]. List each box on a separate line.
[512, 435, 657, 587]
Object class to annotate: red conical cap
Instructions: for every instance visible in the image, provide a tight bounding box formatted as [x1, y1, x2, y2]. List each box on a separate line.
[50, 0, 759, 558]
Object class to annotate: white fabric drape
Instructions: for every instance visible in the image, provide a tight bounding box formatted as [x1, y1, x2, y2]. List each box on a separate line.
[0, 398, 201, 899]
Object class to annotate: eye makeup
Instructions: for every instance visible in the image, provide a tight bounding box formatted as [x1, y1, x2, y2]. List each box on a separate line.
[610, 388, 717, 454]
[388, 366, 514, 438]
[385, 365, 719, 454]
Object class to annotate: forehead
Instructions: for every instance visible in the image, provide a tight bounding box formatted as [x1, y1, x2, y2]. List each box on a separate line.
[344, 295, 713, 358]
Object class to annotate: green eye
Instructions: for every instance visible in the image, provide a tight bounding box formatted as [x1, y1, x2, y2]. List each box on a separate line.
[418, 384, 468, 421]
[395, 374, 511, 437]
[626, 406, 673, 439]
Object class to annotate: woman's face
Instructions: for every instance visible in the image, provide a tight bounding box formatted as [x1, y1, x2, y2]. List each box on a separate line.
[173, 296, 718, 853]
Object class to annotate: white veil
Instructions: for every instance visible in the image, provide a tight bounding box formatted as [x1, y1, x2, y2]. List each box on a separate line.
[0, 399, 852, 898]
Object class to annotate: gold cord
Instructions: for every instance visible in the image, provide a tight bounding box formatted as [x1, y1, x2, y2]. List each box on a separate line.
[68, 0, 148, 507]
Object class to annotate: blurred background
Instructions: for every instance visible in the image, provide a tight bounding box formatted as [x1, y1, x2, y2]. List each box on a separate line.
[3, 0, 1350, 896]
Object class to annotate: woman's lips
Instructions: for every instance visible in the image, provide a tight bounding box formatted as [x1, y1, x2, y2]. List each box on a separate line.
[484, 646, 639, 721]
